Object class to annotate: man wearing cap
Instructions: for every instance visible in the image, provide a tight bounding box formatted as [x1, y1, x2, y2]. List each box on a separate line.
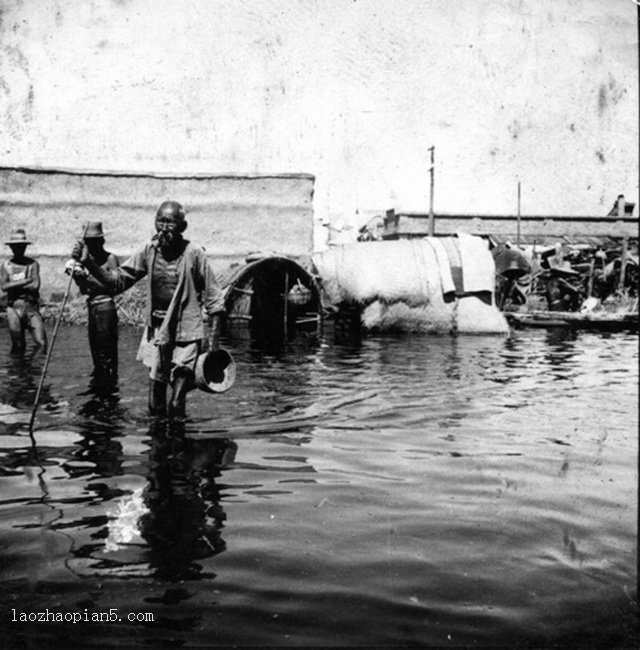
[1, 228, 48, 353]
[68, 222, 120, 380]
[74, 201, 225, 418]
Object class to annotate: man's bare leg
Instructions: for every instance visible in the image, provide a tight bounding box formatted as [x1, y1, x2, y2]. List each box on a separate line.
[6, 308, 26, 354]
[168, 371, 190, 420]
[149, 379, 167, 416]
[31, 313, 48, 352]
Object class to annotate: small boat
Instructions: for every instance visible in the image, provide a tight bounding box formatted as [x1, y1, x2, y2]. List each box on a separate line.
[504, 309, 638, 332]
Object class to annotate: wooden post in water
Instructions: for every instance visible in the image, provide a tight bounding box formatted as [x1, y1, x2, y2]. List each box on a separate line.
[283, 271, 289, 340]
[618, 237, 628, 293]
[614, 196, 628, 293]
[428, 146, 435, 237]
[587, 258, 595, 297]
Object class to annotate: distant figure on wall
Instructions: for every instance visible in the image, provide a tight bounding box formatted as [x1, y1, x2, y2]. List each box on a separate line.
[0, 228, 48, 354]
[67, 221, 120, 381]
[74, 201, 225, 419]
[606, 194, 635, 217]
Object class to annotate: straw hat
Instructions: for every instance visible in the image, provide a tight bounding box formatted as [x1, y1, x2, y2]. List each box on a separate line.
[492, 245, 531, 279]
[5, 228, 31, 246]
[501, 258, 530, 279]
[82, 221, 105, 239]
[548, 259, 580, 277]
[195, 348, 236, 393]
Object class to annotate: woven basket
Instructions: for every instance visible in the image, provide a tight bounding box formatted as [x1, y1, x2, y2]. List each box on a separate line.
[287, 281, 311, 305]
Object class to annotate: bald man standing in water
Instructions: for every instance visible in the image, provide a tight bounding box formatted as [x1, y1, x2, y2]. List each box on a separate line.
[74, 201, 225, 419]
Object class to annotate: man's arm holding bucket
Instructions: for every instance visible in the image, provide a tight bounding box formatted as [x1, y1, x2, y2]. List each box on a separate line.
[209, 313, 222, 352]
[199, 251, 225, 352]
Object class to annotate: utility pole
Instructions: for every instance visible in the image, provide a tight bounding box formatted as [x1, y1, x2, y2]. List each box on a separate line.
[428, 146, 435, 237]
[516, 181, 521, 247]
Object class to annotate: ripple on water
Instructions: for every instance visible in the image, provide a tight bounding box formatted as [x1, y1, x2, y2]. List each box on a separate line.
[0, 327, 636, 647]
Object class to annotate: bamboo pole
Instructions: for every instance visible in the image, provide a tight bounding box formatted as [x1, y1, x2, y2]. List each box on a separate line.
[28, 223, 89, 434]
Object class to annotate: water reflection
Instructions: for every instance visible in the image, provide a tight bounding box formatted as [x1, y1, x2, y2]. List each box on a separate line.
[58, 418, 238, 586]
[0, 351, 52, 412]
[443, 337, 462, 380]
[0, 326, 636, 648]
[77, 376, 122, 421]
[139, 421, 235, 582]
[543, 328, 579, 380]
[56, 380, 126, 483]
[66, 428, 124, 482]
[545, 326, 578, 346]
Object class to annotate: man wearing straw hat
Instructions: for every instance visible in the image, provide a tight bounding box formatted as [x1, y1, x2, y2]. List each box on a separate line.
[67, 221, 120, 380]
[0, 228, 48, 353]
[544, 259, 583, 312]
[74, 201, 225, 418]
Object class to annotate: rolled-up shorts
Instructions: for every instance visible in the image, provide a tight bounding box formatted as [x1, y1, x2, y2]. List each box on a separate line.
[136, 327, 200, 384]
[6, 299, 44, 333]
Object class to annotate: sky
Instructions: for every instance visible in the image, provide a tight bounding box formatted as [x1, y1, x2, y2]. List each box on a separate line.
[0, 0, 638, 235]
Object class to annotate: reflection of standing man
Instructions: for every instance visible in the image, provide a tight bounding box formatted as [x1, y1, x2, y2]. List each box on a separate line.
[0, 353, 54, 412]
[140, 422, 235, 581]
[75, 201, 225, 418]
[0, 228, 48, 354]
[69, 222, 120, 380]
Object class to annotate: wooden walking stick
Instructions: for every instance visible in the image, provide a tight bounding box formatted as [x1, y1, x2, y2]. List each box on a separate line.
[28, 223, 89, 435]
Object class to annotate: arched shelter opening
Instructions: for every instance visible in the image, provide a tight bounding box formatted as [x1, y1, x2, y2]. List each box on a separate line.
[222, 255, 323, 344]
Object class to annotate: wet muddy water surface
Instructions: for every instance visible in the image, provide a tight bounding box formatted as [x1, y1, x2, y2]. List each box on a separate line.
[0, 325, 637, 648]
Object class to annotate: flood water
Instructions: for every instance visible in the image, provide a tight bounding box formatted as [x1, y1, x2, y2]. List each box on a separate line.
[0, 325, 637, 648]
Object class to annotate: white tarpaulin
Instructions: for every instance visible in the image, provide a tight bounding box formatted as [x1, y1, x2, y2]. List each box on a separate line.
[313, 236, 508, 334]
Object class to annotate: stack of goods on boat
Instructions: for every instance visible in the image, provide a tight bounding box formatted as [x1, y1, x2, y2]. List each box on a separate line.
[312, 234, 508, 335]
[494, 240, 638, 331]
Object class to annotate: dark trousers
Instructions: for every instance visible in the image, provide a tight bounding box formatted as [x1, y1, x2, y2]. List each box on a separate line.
[88, 299, 118, 379]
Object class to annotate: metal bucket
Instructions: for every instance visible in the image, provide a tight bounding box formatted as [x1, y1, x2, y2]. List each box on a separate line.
[194, 348, 236, 393]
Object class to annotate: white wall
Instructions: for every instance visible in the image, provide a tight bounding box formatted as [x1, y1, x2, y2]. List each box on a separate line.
[1, 0, 637, 244]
